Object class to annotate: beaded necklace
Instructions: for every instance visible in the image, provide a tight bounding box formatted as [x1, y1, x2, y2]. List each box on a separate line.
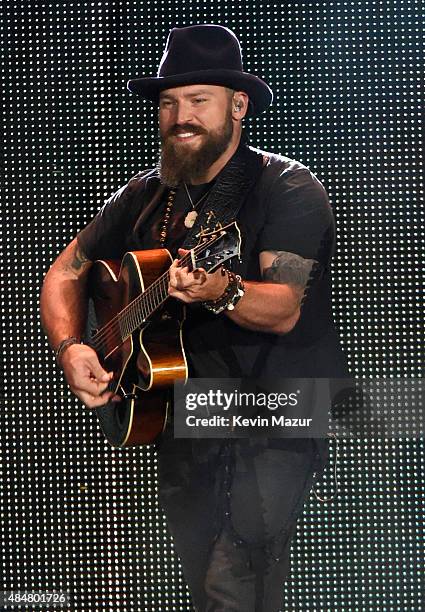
[158, 188, 176, 247]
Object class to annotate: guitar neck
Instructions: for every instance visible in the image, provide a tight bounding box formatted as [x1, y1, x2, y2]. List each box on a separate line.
[90, 253, 193, 359]
[89, 223, 240, 360]
[118, 267, 173, 339]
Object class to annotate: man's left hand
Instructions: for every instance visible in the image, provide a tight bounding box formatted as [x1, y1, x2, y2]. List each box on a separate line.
[168, 248, 228, 303]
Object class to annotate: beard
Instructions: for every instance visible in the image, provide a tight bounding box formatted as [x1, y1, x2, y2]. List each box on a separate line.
[158, 110, 234, 187]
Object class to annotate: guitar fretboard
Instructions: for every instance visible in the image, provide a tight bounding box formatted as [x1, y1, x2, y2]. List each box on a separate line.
[88, 224, 239, 360]
[90, 257, 190, 359]
[118, 270, 171, 341]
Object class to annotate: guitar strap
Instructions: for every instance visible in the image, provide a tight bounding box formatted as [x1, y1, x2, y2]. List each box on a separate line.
[131, 143, 265, 249]
[181, 144, 266, 379]
[181, 143, 265, 249]
[93, 146, 267, 443]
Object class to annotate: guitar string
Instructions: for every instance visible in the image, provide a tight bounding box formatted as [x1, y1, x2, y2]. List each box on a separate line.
[90, 233, 225, 352]
[90, 253, 192, 351]
[91, 227, 233, 351]
[104, 226, 230, 350]
[90, 244, 207, 352]
[112, 233, 221, 341]
[90, 250, 196, 348]
[91, 276, 169, 353]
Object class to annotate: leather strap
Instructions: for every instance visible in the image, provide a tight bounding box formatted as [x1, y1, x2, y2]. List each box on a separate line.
[182, 144, 265, 249]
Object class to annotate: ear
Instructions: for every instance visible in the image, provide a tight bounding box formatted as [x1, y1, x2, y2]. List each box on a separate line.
[231, 91, 249, 120]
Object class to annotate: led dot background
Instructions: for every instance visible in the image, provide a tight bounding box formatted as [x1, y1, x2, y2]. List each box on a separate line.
[1, 2, 423, 611]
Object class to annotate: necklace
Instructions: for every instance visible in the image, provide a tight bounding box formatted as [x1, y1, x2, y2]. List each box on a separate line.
[158, 188, 176, 246]
[183, 183, 212, 228]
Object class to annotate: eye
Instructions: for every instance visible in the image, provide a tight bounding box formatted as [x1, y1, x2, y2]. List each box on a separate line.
[159, 99, 174, 109]
[193, 97, 207, 105]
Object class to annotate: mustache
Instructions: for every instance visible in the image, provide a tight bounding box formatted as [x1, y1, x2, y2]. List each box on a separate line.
[164, 124, 207, 138]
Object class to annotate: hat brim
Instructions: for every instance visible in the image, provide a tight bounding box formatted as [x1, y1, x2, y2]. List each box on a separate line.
[127, 69, 272, 117]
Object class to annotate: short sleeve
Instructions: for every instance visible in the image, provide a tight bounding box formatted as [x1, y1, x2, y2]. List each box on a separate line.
[77, 172, 149, 260]
[258, 165, 335, 265]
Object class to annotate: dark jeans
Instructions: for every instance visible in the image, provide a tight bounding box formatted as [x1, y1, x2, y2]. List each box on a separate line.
[157, 436, 322, 611]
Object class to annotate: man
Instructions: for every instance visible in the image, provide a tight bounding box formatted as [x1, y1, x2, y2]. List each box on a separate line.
[40, 25, 348, 611]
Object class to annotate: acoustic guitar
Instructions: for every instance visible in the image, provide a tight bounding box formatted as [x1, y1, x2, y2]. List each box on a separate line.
[86, 222, 241, 447]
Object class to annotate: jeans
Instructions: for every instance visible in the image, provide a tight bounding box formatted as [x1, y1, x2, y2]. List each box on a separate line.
[157, 435, 322, 611]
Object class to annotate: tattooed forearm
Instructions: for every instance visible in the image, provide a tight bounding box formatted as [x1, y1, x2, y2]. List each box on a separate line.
[262, 251, 317, 289]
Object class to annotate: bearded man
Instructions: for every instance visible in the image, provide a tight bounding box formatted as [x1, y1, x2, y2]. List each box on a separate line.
[40, 24, 348, 611]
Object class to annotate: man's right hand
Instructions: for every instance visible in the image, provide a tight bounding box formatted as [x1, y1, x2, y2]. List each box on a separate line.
[60, 344, 121, 409]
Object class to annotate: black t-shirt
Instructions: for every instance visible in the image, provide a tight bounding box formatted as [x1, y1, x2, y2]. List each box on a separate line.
[78, 147, 351, 470]
[78, 147, 348, 380]
[139, 181, 215, 256]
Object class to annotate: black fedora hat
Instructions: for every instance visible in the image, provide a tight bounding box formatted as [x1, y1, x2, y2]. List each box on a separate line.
[127, 24, 273, 117]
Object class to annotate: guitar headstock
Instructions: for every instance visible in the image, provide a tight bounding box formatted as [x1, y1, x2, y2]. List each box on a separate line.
[189, 222, 242, 273]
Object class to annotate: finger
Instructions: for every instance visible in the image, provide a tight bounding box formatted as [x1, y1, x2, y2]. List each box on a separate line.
[74, 365, 114, 394]
[169, 272, 180, 290]
[88, 357, 114, 383]
[66, 367, 111, 393]
[76, 389, 118, 409]
[169, 261, 182, 288]
[193, 269, 207, 284]
[173, 267, 189, 289]
[72, 378, 110, 398]
[173, 258, 190, 274]
[177, 250, 190, 265]
[168, 287, 191, 303]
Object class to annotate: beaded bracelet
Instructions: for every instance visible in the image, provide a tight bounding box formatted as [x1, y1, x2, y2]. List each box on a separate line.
[202, 269, 245, 315]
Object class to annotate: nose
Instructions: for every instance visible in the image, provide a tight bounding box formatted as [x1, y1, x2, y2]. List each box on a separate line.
[174, 100, 193, 125]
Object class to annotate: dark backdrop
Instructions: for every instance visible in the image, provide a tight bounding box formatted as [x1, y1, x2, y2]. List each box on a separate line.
[1, 1, 423, 610]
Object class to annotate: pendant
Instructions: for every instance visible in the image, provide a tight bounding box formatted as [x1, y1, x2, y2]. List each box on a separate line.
[184, 210, 198, 228]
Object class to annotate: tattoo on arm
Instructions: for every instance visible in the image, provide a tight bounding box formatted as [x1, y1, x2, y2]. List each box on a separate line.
[58, 240, 92, 276]
[262, 251, 318, 298]
[70, 245, 90, 272]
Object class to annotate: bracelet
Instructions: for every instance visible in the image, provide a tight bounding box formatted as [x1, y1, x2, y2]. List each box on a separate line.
[225, 275, 245, 311]
[202, 269, 245, 315]
[204, 268, 234, 305]
[55, 336, 80, 365]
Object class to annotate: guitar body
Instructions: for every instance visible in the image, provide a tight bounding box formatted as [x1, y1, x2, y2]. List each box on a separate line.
[88, 249, 187, 447]
[85, 222, 242, 448]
